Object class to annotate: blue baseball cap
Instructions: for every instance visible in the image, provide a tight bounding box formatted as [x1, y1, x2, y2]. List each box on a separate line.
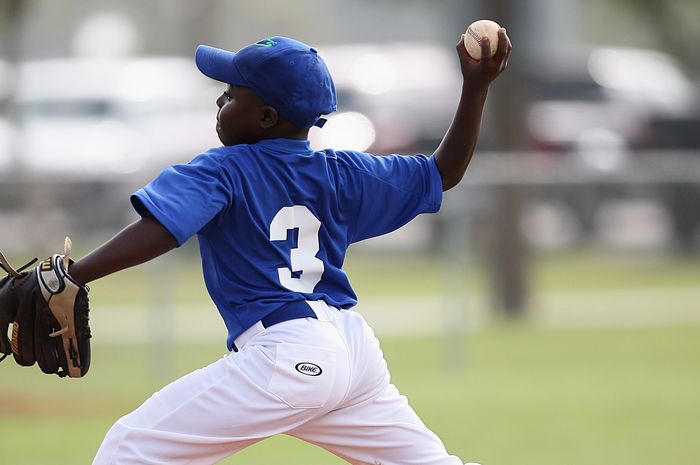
[195, 36, 337, 129]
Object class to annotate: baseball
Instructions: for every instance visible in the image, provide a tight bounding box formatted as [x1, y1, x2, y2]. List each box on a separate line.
[464, 19, 501, 60]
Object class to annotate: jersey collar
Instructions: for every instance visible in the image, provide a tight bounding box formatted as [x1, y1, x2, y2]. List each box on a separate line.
[256, 138, 313, 153]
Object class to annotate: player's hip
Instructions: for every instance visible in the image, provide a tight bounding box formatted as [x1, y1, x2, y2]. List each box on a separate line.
[230, 300, 388, 408]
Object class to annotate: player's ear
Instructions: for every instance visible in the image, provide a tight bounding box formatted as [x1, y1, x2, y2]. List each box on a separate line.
[260, 106, 279, 129]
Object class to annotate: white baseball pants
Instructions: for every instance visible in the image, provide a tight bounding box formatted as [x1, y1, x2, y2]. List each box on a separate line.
[93, 301, 475, 465]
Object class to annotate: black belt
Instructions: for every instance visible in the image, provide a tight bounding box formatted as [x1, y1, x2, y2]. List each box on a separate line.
[232, 301, 318, 352]
[261, 301, 318, 328]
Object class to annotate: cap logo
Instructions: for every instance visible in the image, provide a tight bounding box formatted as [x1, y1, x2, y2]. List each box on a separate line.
[255, 38, 277, 48]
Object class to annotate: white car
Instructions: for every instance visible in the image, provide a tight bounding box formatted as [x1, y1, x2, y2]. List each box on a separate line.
[526, 46, 699, 155]
[12, 56, 220, 179]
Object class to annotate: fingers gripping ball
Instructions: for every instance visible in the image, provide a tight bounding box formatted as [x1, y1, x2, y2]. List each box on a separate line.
[0, 238, 91, 378]
[464, 19, 501, 60]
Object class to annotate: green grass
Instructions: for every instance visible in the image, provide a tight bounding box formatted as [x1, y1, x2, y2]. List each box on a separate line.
[1, 249, 699, 463]
[58, 247, 700, 307]
[532, 250, 700, 291]
[5, 245, 698, 305]
[1, 325, 699, 465]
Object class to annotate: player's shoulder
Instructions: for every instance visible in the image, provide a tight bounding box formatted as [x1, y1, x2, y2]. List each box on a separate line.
[328, 148, 433, 174]
[195, 144, 250, 161]
[187, 144, 259, 169]
[324, 148, 381, 170]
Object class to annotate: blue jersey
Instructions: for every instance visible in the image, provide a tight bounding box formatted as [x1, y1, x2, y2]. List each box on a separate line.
[131, 138, 442, 349]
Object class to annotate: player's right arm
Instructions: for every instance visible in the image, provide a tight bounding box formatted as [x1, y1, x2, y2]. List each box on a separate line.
[433, 29, 512, 191]
[69, 215, 177, 285]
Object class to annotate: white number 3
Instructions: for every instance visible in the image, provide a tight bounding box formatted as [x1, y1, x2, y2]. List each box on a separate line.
[269, 205, 324, 293]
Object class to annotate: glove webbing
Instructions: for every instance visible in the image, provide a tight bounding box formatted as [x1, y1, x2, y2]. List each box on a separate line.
[0, 251, 38, 363]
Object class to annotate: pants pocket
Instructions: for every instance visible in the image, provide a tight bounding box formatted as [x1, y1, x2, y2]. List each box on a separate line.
[268, 343, 337, 409]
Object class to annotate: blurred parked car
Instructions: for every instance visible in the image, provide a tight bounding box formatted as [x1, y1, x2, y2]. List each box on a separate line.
[0, 57, 223, 240]
[310, 42, 461, 154]
[526, 47, 700, 249]
[8, 56, 220, 179]
[527, 46, 700, 156]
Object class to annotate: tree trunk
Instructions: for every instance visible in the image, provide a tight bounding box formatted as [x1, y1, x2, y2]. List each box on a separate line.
[478, 0, 530, 318]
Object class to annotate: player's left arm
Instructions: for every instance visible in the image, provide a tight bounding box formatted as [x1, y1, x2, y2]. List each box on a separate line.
[434, 29, 512, 191]
[68, 215, 178, 285]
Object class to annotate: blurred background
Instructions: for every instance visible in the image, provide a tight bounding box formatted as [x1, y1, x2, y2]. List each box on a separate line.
[1, 1, 699, 464]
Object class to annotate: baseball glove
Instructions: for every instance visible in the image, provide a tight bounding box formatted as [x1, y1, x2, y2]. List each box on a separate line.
[0, 237, 91, 378]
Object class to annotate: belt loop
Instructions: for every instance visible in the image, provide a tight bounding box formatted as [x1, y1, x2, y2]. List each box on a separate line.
[305, 300, 333, 322]
[232, 320, 265, 351]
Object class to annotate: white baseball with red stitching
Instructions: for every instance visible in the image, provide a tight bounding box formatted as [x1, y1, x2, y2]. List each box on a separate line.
[464, 19, 501, 60]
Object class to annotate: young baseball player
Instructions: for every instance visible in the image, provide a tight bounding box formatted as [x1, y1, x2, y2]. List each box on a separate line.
[68, 31, 511, 465]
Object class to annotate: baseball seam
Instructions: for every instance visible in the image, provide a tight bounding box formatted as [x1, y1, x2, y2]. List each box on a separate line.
[467, 26, 482, 43]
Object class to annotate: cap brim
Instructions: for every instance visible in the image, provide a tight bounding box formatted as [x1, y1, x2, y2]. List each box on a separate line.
[195, 45, 245, 86]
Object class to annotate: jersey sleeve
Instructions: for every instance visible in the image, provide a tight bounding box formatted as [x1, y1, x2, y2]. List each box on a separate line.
[130, 151, 233, 246]
[338, 152, 443, 244]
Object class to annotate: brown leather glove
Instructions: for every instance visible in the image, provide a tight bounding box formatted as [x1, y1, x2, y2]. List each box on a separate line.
[0, 238, 91, 378]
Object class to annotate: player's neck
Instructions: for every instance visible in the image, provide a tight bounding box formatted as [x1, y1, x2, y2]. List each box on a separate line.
[262, 126, 310, 141]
